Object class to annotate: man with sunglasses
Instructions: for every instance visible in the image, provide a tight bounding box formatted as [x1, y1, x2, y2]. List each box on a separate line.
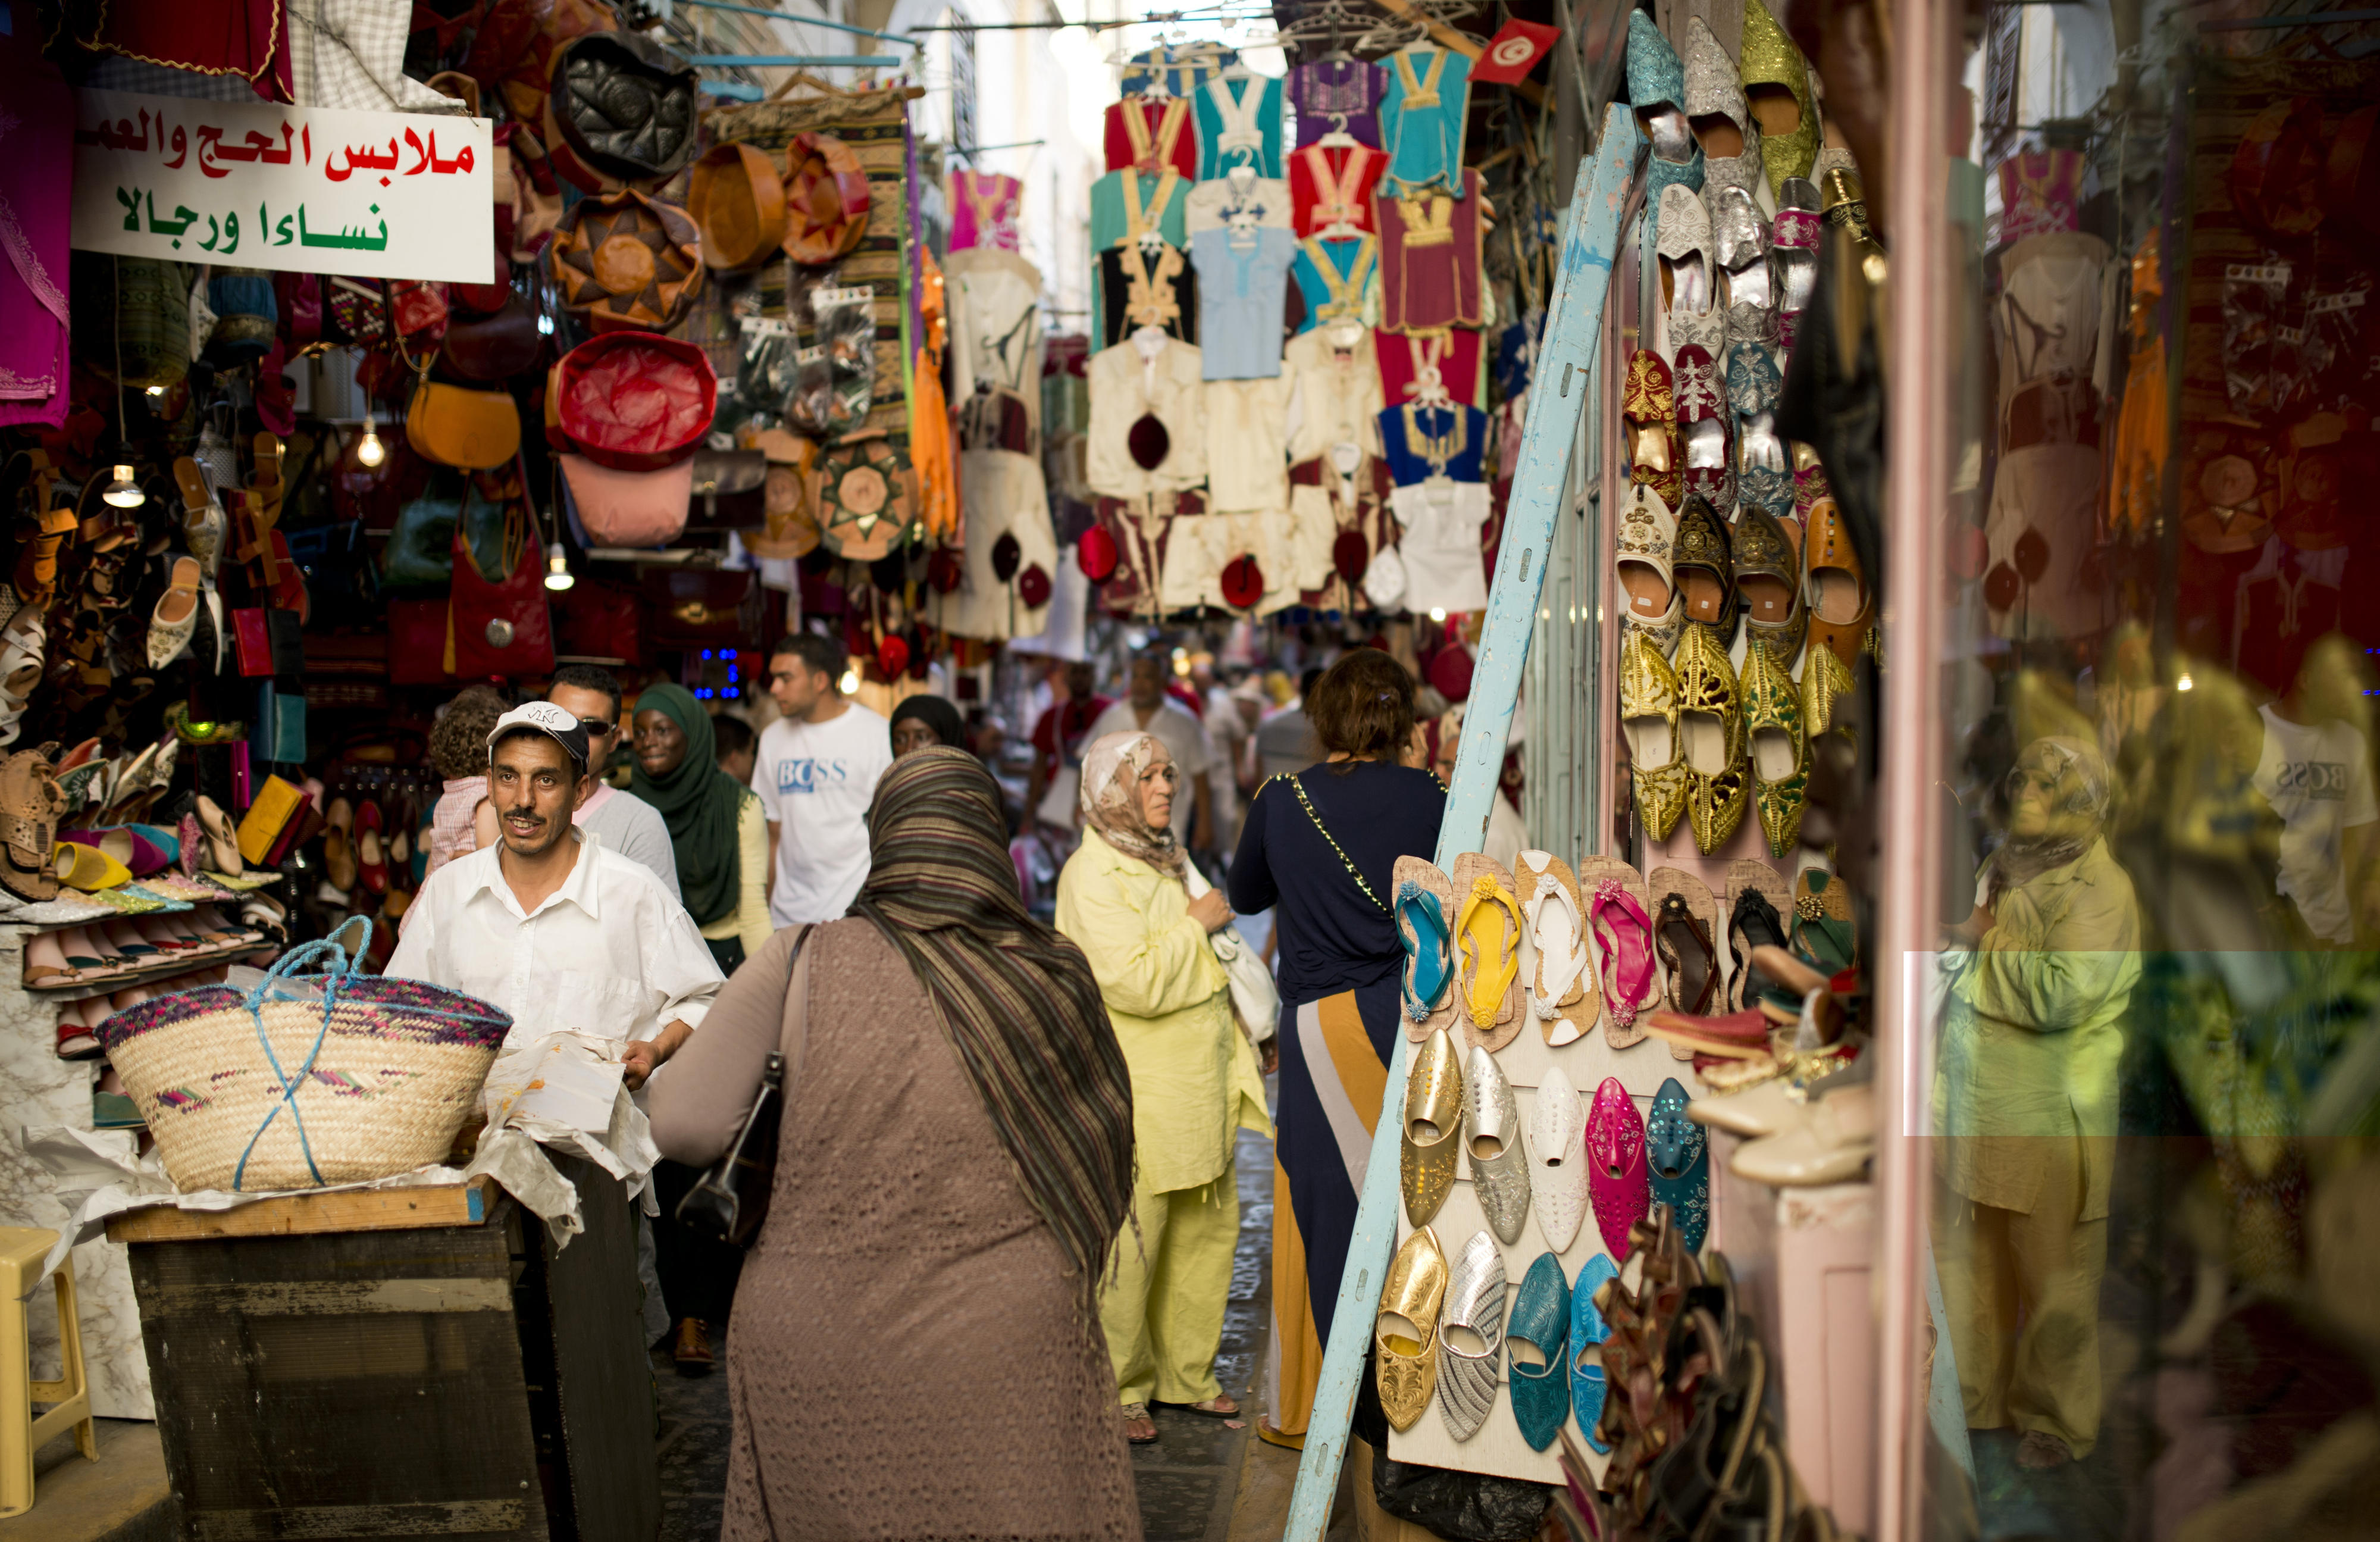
[550, 664, 682, 902]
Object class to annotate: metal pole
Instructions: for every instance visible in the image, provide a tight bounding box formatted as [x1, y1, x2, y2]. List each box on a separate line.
[675, 0, 915, 43]
[684, 52, 892, 65]
[1278, 101, 1644, 1542]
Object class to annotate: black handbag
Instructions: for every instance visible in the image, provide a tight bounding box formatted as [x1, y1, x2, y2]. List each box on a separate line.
[675, 925, 812, 1246]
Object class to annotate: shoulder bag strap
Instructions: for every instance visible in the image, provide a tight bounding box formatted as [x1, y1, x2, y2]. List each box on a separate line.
[1267, 771, 1388, 912]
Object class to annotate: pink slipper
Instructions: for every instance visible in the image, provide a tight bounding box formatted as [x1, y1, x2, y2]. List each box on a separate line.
[1587, 1077, 1651, 1262]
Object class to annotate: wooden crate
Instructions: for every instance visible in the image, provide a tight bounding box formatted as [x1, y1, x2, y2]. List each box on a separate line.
[110, 1156, 658, 1542]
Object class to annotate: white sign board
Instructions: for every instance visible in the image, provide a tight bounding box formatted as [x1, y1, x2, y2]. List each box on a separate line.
[70, 89, 493, 283]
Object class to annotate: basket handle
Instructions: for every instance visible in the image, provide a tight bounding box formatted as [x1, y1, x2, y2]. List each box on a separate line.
[231, 916, 372, 1191]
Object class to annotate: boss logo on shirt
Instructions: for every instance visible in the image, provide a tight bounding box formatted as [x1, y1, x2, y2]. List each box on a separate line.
[778, 758, 856, 794]
[2273, 759, 2351, 799]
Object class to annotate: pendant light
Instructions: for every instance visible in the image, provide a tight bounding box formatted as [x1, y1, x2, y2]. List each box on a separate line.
[544, 541, 575, 592]
[104, 255, 147, 509]
[102, 465, 145, 508]
[356, 410, 386, 469]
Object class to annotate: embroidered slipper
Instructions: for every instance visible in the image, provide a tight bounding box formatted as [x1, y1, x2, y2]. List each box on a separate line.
[1436, 1230, 1507, 1442]
[1527, 1064, 1591, 1250]
[1617, 484, 1684, 656]
[1578, 855, 1659, 1048]
[1623, 349, 1684, 509]
[1376, 1227, 1448, 1432]
[1621, 630, 1686, 840]
[1449, 852, 1523, 1052]
[1517, 849, 1601, 1046]
[1401, 1028, 1464, 1227]
[1649, 866, 1726, 1060]
[1723, 860, 1796, 1011]
[1586, 1077, 1652, 1262]
[1393, 855, 1460, 1041]
[1506, 1252, 1573, 1452]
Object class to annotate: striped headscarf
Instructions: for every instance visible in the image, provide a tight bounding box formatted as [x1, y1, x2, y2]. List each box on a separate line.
[847, 746, 1135, 1303]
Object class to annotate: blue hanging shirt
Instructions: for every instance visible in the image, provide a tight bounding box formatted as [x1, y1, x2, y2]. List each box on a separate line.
[1191, 224, 1297, 380]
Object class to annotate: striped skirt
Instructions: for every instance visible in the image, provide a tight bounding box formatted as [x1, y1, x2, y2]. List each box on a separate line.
[1264, 981, 1399, 1445]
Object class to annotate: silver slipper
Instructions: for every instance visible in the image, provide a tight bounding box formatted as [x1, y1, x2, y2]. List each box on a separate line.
[1437, 1231, 1508, 1441]
[1464, 1045, 1533, 1243]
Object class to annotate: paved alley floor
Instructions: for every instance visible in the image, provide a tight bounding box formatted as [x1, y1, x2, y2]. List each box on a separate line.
[653, 1122, 1280, 1542]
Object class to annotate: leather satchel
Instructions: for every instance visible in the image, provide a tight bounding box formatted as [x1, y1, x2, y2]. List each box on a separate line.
[560, 453, 693, 548]
[443, 296, 544, 383]
[383, 480, 465, 591]
[677, 925, 813, 1246]
[409, 379, 523, 470]
[686, 448, 767, 531]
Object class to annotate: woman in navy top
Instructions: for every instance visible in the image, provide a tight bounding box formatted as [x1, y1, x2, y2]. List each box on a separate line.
[1229, 648, 1443, 1446]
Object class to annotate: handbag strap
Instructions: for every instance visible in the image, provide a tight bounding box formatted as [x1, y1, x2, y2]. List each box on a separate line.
[1267, 771, 1387, 912]
[776, 924, 818, 1104]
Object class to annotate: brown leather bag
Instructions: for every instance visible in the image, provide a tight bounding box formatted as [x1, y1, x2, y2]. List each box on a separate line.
[409, 379, 523, 470]
[687, 448, 768, 530]
[442, 296, 544, 382]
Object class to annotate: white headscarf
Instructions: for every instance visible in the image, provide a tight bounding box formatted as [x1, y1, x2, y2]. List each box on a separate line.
[1079, 730, 1186, 881]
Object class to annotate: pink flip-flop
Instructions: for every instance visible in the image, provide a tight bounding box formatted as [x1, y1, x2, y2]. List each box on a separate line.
[1579, 856, 1659, 1049]
[1586, 1077, 1651, 1262]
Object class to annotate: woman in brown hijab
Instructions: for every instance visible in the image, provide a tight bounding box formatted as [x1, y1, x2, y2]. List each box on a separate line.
[648, 746, 1142, 1540]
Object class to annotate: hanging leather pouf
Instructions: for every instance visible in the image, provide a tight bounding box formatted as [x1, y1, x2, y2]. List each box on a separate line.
[689, 142, 790, 272]
[783, 132, 872, 265]
[552, 31, 701, 184]
[815, 432, 911, 561]
[547, 189, 704, 334]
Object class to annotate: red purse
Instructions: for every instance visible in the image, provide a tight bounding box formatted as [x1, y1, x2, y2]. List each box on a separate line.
[385, 599, 458, 686]
[447, 483, 555, 678]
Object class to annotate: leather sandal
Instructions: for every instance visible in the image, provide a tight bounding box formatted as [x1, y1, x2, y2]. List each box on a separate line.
[1449, 853, 1523, 1052]
[173, 458, 226, 580]
[1724, 864, 1797, 1009]
[1517, 849, 1599, 1046]
[9, 452, 77, 608]
[0, 749, 64, 901]
[1393, 856, 1460, 1039]
[0, 603, 48, 750]
[1651, 870, 1726, 1020]
[1580, 856, 1660, 1046]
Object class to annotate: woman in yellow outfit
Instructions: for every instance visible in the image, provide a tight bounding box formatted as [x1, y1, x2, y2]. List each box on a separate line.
[1057, 730, 1272, 1447]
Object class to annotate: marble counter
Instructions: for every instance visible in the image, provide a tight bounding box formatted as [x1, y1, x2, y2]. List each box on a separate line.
[0, 927, 154, 1419]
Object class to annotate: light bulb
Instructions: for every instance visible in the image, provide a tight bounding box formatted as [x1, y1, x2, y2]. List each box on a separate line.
[102, 464, 145, 508]
[2176, 671, 2195, 693]
[355, 414, 386, 469]
[839, 669, 860, 694]
[543, 541, 574, 592]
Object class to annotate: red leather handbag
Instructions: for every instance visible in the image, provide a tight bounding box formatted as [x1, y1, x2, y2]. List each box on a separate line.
[555, 331, 717, 472]
[385, 599, 458, 685]
[275, 273, 322, 349]
[390, 281, 452, 348]
[448, 487, 556, 678]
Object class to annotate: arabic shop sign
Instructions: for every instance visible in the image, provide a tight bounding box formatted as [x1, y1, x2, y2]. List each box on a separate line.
[70, 89, 493, 283]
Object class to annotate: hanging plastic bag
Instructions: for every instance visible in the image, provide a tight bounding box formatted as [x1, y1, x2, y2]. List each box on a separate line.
[738, 316, 799, 415]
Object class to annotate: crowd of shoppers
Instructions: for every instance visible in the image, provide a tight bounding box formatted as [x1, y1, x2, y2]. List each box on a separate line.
[374, 629, 1530, 1532]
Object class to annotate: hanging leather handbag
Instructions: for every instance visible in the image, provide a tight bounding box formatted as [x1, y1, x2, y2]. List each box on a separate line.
[547, 190, 705, 334]
[443, 295, 544, 382]
[389, 280, 452, 347]
[554, 330, 716, 470]
[558, 453, 694, 548]
[690, 142, 790, 272]
[552, 30, 700, 183]
[677, 925, 815, 1246]
[448, 489, 556, 677]
[687, 448, 768, 530]
[641, 567, 761, 648]
[275, 272, 322, 350]
[386, 598, 459, 685]
[409, 377, 523, 470]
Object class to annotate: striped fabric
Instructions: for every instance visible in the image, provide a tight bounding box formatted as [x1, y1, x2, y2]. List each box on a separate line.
[848, 747, 1135, 1306]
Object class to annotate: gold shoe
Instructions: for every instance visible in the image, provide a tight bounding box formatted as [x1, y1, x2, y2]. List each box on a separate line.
[1621, 629, 1686, 841]
[1741, 639, 1807, 856]
[1401, 1028, 1465, 1226]
[1674, 623, 1748, 853]
[1801, 636, 1856, 743]
[1376, 1227, 1448, 1431]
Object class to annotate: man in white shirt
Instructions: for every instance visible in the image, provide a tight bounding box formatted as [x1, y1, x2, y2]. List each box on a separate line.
[548, 664, 681, 901]
[753, 633, 894, 926]
[387, 703, 722, 1090]
[2253, 634, 2380, 944]
[1088, 650, 1219, 853]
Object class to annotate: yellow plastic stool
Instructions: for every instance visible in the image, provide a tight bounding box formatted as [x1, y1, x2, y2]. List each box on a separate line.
[0, 1227, 96, 1518]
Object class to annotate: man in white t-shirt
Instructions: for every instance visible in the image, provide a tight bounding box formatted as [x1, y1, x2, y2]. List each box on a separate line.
[2253, 634, 2380, 944]
[752, 633, 893, 926]
[1088, 650, 1220, 853]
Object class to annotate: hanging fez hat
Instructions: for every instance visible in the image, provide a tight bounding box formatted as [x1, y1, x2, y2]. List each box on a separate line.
[1427, 640, 1474, 702]
[1078, 523, 1120, 582]
[552, 31, 701, 184]
[876, 633, 910, 677]
[784, 132, 873, 265]
[1332, 528, 1369, 584]
[555, 331, 718, 473]
[1220, 553, 1265, 611]
[927, 546, 964, 593]
[689, 143, 790, 273]
[991, 531, 1023, 582]
[1017, 564, 1053, 608]
[1127, 413, 1170, 471]
[547, 189, 705, 333]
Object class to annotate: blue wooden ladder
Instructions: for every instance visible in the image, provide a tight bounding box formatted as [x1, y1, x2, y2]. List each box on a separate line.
[1281, 101, 1644, 1539]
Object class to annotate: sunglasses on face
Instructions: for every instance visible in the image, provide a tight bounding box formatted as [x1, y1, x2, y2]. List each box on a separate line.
[580, 717, 616, 738]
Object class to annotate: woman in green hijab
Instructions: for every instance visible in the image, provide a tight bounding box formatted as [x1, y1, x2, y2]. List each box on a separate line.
[630, 684, 771, 975]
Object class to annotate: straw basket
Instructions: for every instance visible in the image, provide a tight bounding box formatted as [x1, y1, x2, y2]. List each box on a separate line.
[94, 918, 512, 1193]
